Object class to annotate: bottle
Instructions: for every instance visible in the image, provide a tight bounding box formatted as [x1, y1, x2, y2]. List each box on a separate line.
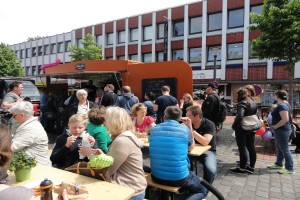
[40, 178, 53, 200]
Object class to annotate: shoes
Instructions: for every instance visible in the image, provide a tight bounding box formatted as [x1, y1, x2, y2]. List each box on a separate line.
[236, 161, 250, 168]
[229, 167, 246, 174]
[278, 169, 294, 174]
[267, 164, 284, 169]
[245, 166, 254, 174]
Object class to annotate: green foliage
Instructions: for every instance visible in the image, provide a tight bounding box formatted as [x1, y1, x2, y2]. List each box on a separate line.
[0, 43, 24, 76]
[27, 36, 43, 41]
[69, 33, 102, 62]
[9, 151, 37, 171]
[250, 0, 300, 70]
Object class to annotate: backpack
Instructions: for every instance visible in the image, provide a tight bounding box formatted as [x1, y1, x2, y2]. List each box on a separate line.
[213, 94, 227, 124]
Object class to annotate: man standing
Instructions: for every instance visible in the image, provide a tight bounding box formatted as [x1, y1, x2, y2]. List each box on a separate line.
[116, 86, 139, 113]
[153, 85, 178, 124]
[201, 82, 220, 127]
[39, 87, 49, 129]
[1, 81, 24, 133]
[183, 105, 217, 184]
[99, 84, 118, 107]
[85, 80, 97, 102]
[149, 106, 207, 199]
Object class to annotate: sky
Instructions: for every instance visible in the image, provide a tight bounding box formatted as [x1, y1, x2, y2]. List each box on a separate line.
[0, 0, 197, 45]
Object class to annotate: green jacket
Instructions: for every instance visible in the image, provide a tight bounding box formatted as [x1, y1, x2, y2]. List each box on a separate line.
[86, 122, 111, 153]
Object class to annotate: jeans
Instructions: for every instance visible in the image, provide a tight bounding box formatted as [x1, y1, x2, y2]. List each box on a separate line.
[189, 151, 217, 184]
[274, 129, 294, 171]
[235, 127, 256, 169]
[152, 171, 207, 200]
[130, 191, 145, 200]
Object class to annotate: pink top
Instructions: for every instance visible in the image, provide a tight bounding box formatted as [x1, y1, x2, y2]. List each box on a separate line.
[133, 116, 154, 133]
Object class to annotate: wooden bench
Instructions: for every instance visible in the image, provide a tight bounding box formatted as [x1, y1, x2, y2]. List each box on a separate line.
[144, 173, 180, 200]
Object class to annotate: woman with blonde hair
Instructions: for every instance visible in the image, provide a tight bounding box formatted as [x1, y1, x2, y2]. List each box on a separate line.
[180, 93, 194, 117]
[80, 107, 147, 200]
[131, 103, 155, 137]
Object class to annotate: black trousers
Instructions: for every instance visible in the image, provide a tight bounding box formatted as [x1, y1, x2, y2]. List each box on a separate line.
[235, 127, 257, 169]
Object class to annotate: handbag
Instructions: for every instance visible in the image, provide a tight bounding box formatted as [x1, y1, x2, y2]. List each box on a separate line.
[64, 162, 106, 181]
[241, 114, 262, 131]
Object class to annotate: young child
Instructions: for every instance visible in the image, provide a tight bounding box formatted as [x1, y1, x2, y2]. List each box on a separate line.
[50, 114, 98, 169]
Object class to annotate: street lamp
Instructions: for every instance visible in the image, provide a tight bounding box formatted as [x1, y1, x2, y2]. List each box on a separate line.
[212, 47, 219, 81]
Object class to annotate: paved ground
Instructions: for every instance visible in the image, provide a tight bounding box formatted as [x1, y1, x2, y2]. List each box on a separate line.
[202, 116, 300, 200]
[47, 116, 300, 200]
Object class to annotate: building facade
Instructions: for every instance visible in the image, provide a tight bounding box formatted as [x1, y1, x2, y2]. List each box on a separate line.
[9, 0, 300, 106]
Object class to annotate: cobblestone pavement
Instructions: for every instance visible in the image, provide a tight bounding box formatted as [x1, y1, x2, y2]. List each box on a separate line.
[199, 116, 300, 200]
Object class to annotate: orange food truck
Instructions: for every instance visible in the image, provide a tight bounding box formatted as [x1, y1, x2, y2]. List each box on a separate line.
[42, 60, 193, 101]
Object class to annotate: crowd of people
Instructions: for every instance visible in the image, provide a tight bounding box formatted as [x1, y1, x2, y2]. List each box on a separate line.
[0, 80, 298, 199]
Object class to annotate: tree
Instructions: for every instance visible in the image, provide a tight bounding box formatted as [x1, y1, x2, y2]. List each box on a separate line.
[250, 0, 300, 107]
[69, 33, 102, 62]
[0, 43, 24, 76]
[27, 36, 43, 41]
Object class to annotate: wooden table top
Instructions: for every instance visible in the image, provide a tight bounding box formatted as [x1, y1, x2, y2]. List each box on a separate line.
[140, 138, 211, 156]
[7, 164, 135, 200]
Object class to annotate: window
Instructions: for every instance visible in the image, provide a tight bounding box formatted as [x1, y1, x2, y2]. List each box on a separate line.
[96, 35, 103, 46]
[130, 28, 138, 42]
[44, 45, 50, 55]
[57, 42, 63, 53]
[118, 55, 125, 60]
[15, 51, 19, 58]
[26, 48, 30, 58]
[38, 65, 43, 75]
[172, 49, 183, 60]
[143, 53, 152, 63]
[50, 44, 56, 54]
[228, 9, 244, 29]
[208, 13, 222, 31]
[251, 5, 262, 14]
[65, 41, 71, 52]
[129, 54, 138, 61]
[189, 47, 202, 63]
[20, 50, 23, 59]
[77, 39, 83, 48]
[143, 26, 152, 41]
[38, 46, 43, 56]
[32, 66, 36, 75]
[190, 16, 202, 34]
[106, 57, 113, 60]
[157, 23, 165, 39]
[250, 5, 262, 23]
[207, 46, 221, 61]
[173, 20, 184, 37]
[32, 47, 36, 57]
[249, 41, 257, 58]
[26, 67, 30, 75]
[228, 43, 243, 60]
[156, 52, 164, 62]
[118, 31, 125, 44]
[107, 33, 114, 45]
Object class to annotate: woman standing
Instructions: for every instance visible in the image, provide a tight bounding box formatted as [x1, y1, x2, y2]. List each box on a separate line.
[131, 103, 155, 138]
[180, 93, 194, 117]
[80, 107, 147, 200]
[268, 90, 294, 174]
[230, 88, 257, 174]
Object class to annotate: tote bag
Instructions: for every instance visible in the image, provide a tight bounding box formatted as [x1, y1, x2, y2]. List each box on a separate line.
[241, 114, 262, 131]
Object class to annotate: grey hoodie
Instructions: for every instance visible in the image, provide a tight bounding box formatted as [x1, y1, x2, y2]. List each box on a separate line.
[116, 93, 139, 113]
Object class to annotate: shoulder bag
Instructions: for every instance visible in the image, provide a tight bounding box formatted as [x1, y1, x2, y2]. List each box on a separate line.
[241, 114, 262, 131]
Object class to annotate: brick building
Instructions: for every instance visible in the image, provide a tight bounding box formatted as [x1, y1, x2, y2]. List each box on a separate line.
[9, 0, 300, 106]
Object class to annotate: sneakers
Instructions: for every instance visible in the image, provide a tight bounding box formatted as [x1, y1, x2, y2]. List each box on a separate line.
[229, 167, 247, 174]
[245, 166, 254, 174]
[278, 169, 294, 174]
[267, 164, 284, 169]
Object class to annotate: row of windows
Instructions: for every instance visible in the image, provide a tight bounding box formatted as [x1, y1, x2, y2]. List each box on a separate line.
[107, 42, 255, 63]
[102, 5, 262, 46]
[15, 41, 71, 59]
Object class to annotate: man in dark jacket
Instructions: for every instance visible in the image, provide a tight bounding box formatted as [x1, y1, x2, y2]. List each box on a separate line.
[99, 84, 118, 107]
[201, 82, 219, 127]
[116, 86, 139, 113]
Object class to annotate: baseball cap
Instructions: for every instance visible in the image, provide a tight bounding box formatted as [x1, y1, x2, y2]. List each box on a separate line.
[206, 82, 219, 89]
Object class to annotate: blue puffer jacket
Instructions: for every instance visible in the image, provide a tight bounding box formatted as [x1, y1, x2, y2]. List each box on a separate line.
[150, 120, 190, 181]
